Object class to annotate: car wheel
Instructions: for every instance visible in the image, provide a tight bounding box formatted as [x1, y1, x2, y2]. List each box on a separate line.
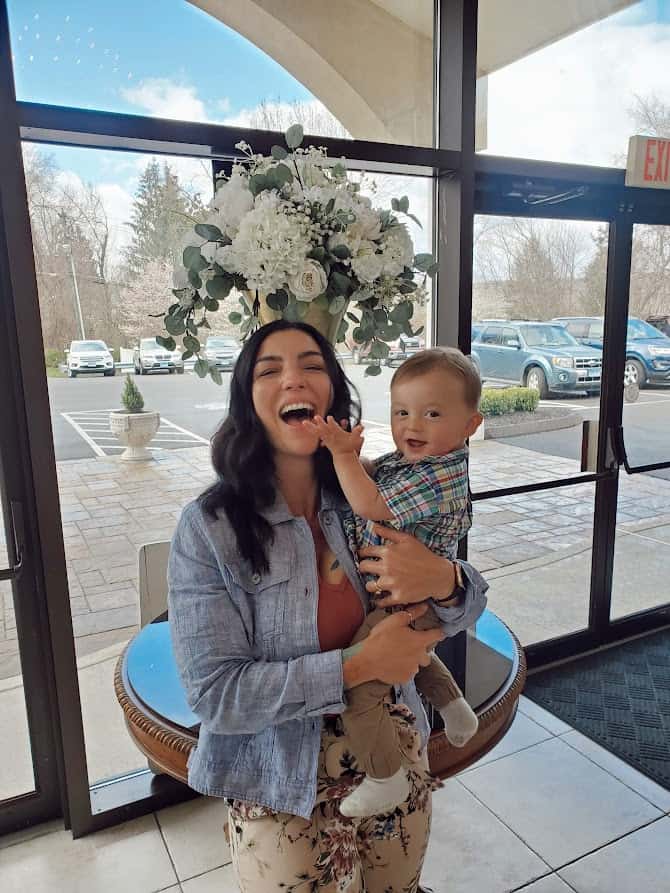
[68, 369, 77, 378]
[525, 366, 548, 398]
[624, 358, 646, 388]
[104, 369, 115, 377]
[169, 367, 175, 374]
[177, 367, 185, 375]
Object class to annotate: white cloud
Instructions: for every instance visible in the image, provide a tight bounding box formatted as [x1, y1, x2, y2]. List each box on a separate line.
[484, 18, 670, 167]
[121, 77, 208, 122]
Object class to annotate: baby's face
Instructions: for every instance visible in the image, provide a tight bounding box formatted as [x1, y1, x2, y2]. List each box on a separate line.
[390, 370, 482, 461]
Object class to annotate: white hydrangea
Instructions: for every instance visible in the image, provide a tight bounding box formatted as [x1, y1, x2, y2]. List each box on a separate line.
[210, 168, 254, 238]
[351, 244, 384, 283]
[219, 192, 312, 293]
[380, 224, 414, 277]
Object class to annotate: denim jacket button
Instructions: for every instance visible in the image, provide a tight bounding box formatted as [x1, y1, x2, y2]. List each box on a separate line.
[251, 572, 261, 584]
[323, 514, 332, 525]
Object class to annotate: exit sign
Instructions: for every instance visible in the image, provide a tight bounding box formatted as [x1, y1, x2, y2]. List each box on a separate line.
[626, 135, 670, 188]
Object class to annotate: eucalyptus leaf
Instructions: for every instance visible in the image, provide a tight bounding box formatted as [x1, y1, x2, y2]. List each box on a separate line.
[188, 268, 203, 290]
[427, 262, 439, 276]
[365, 364, 383, 377]
[156, 335, 176, 351]
[186, 320, 198, 336]
[389, 301, 413, 323]
[266, 289, 289, 311]
[165, 315, 186, 336]
[331, 244, 350, 260]
[228, 311, 243, 325]
[194, 223, 223, 242]
[249, 173, 269, 196]
[377, 322, 402, 342]
[414, 253, 435, 272]
[181, 350, 193, 361]
[329, 295, 346, 315]
[271, 145, 288, 160]
[272, 163, 293, 186]
[346, 312, 359, 324]
[204, 297, 220, 312]
[336, 319, 349, 341]
[194, 358, 209, 378]
[184, 335, 201, 353]
[370, 341, 390, 359]
[183, 246, 208, 272]
[373, 308, 388, 325]
[285, 123, 304, 149]
[206, 276, 233, 300]
[330, 270, 351, 296]
[210, 367, 223, 386]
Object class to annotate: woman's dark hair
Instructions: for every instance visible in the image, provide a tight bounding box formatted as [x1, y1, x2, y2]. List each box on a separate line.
[200, 319, 361, 574]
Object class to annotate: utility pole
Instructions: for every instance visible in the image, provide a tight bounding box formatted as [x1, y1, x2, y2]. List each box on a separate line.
[64, 245, 85, 340]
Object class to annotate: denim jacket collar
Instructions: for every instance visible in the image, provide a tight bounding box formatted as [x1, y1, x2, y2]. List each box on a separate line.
[259, 486, 347, 526]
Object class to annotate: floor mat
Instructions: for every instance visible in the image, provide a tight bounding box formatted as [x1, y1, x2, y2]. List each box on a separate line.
[524, 628, 670, 790]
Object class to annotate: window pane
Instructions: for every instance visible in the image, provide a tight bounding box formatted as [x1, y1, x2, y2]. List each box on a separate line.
[471, 215, 607, 486]
[24, 141, 432, 786]
[9, 1, 434, 147]
[470, 488, 594, 646]
[477, 1, 670, 165]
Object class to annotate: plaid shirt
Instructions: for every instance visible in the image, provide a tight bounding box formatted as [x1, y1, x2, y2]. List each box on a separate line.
[344, 446, 472, 566]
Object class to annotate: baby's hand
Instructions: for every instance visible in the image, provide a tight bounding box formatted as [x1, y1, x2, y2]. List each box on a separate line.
[303, 415, 364, 456]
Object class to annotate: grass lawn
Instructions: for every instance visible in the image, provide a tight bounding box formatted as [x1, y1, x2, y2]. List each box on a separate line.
[46, 367, 66, 378]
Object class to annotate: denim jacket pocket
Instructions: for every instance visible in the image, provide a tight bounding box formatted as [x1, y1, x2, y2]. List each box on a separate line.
[228, 556, 292, 647]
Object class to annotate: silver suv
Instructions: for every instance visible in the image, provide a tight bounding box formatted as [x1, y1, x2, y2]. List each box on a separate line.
[133, 338, 184, 375]
[66, 340, 115, 378]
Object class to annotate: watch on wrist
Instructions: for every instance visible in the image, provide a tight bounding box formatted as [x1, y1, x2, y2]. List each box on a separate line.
[432, 560, 465, 606]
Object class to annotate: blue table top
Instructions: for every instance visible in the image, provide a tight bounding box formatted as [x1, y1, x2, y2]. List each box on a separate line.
[126, 608, 515, 732]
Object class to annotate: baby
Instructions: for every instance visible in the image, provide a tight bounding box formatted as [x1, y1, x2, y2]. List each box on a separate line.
[305, 347, 483, 818]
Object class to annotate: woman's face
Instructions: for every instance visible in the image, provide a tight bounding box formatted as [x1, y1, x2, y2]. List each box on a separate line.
[251, 329, 334, 459]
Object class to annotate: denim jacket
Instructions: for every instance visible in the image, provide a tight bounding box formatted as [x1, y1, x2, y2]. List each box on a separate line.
[168, 488, 488, 819]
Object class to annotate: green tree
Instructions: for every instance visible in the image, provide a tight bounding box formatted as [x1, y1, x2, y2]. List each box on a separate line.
[124, 159, 205, 274]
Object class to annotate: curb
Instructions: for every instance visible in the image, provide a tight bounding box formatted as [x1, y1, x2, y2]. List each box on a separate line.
[484, 407, 583, 439]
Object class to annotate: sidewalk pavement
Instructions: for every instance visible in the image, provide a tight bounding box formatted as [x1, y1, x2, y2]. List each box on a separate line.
[1, 432, 669, 792]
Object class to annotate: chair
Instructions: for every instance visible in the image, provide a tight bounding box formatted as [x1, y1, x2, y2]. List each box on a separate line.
[137, 540, 171, 627]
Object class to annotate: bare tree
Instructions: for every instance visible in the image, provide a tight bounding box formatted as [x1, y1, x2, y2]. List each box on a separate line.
[246, 99, 349, 139]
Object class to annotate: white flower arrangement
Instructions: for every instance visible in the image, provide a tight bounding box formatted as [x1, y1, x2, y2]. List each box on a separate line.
[157, 124, 436, 382]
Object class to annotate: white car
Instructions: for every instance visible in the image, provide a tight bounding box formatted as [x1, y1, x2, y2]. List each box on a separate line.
[133, 338, 184, 375]
[66, 340, 115, 378]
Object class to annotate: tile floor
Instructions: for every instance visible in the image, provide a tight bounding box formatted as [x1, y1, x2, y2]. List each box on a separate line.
[1, 696, 669, 892]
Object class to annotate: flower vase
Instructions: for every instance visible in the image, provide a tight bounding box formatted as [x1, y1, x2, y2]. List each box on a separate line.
[241, 291, 346, 345]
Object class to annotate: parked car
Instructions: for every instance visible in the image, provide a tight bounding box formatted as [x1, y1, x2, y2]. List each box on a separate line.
[385, 334, 424, 367]
[66, 340, 115, 378]
[204, 336, 242, 370]
[553, 316, 670, 388]
[133, 338, 184, 375]
[470, 321, 602, 398]
[646, 314, 670, 338]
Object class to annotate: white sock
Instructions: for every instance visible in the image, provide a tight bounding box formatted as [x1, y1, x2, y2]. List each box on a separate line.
[339, 766, 410, 818]
[439, 697, 478, 747]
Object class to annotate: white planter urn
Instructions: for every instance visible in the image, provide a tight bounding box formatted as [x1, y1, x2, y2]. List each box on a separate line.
[109, 410, 160, 461]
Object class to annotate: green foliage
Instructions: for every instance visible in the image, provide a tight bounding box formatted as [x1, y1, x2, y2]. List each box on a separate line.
[44, 348, 65, 368]
[480, 387, 539, 417]
[121, 375, 144, 413]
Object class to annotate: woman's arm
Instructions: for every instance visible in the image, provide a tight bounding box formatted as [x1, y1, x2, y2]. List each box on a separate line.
[168, 504, 347, 736]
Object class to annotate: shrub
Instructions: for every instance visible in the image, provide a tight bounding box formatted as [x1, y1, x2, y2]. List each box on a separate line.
[480, 387, 539, 417]
[121, 375, 144, 413]
[44, 348, 65, 368]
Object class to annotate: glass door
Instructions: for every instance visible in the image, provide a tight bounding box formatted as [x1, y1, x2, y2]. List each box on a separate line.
[610, 223, 670, 621]
[0, 257, 62, 834]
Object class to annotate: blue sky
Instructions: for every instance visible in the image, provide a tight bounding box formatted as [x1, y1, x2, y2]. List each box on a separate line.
[8, 0, 310, 118]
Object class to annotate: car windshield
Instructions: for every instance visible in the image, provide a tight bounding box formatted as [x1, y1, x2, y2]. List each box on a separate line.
[627, 318, 666, 340]
[72, 341, 106, 351]
[207, 338, 239, 348]
[140, 338, 160, 349]
[520, 325, 578, 348]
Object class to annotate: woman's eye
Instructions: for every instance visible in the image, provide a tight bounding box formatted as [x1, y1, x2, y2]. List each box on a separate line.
[258, 368, 278, 377]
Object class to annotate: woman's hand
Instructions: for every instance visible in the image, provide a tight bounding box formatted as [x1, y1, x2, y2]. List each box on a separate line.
[346, 605, 445, 687]
[358, 523, 457, 607]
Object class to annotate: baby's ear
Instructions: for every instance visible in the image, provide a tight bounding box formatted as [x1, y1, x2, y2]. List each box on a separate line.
[466, 412, 484, 438]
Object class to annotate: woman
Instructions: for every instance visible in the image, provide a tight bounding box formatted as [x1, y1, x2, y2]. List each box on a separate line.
[168, 320, 488, 892]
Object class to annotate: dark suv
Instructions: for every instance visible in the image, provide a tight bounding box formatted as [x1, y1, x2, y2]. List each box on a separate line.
[553, 316, 670, 388]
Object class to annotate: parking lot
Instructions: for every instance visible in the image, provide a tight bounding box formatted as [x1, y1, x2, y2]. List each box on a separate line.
[48, 366, 670, 477]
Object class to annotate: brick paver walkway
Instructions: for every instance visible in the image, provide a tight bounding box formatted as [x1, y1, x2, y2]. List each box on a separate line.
[1, 432, 670, 679]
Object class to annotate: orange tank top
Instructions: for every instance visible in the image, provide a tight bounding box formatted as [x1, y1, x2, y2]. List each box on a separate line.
[307, 516, 364, 651]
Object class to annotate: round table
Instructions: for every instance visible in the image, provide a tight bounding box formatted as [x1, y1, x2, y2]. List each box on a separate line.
[114, 609, 526, 782]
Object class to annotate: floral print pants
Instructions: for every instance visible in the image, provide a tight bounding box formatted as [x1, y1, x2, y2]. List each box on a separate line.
[227, 704, 440, 892]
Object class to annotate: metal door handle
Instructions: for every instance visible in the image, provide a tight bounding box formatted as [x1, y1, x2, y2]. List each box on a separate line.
[0, 500, 24, 581]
